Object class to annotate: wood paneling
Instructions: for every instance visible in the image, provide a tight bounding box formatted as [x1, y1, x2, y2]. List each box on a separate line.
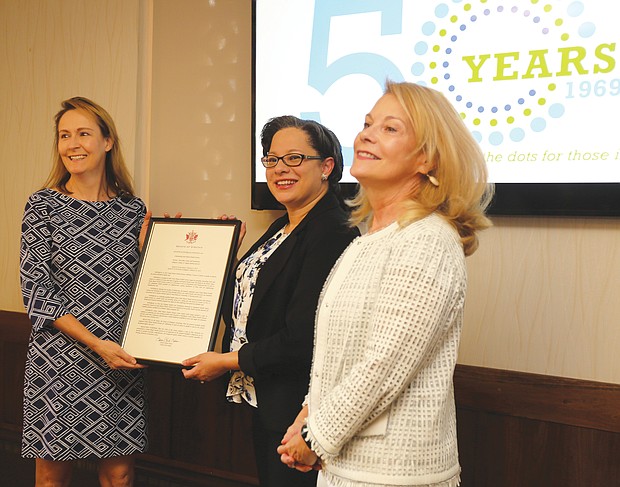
[454, 366, 620, 487]
[454, 365, 620, 433]
[2, 311, 619, 486]
[0, 310, 258, 486]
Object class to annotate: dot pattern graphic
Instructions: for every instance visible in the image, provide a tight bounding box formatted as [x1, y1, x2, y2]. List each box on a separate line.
[412, 1, 594, 145]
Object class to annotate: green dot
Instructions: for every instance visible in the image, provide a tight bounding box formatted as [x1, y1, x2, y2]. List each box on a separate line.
[561, 33, 570, 41]
[433, 45, 440, 52]
[464, 4, 472, 11]
[490, 119, 498, 126]
[531, 0, 539, 4]
[450, 15, 458, 23]
[524, 109, 532, 116]
[440, 29, 447, 36]
[507, 116, 515, 124]
[430, 62, 437, 69]
[555, 18, 563, 26]
[538, 98, 546, 106]
[460, 113, 466, 120]
[431, 77, 439, 84]
[473, 118, 481, 126]
[548, 83, 556, 91]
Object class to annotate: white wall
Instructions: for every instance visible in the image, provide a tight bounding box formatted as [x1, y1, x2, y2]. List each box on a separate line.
[1, 0, 618, 384]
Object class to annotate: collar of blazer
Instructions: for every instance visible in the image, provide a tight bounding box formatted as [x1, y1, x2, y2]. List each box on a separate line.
[240, 191, 342, 314]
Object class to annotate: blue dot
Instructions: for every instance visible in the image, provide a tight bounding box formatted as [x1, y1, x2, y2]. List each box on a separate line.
[414, 41, 428, 55]
[451, 35, 458, 41]
[446, 48, 453, 54]
[567, 1, 585, 17]
[443, 61, 450, 67]
[518, 98, 525, 104]
[542, 28, 549, 34]
[471, 15, 477, 21]
[489, 132, 504, 146]
[472, 131, 483, 143]
[497, 6, 504, 12]
[484, 9, 490, 15]
[504, 105, 512, 111]
[533, 16, 540, 23]
[510, 128, 526, 142]
[478, 106, 484, 113]
[435, 4, 449, 18]
[411, 63, 425, 76]
[456, 95, 463, 101]
[491, 107, 498, 113]
[460, 24, 466, 31]
[579, 22, 596, 38]
[444, 73, 451, 80]
[529, 90, 536, 96]
[449, 85, 455, 92]
[524, 10, 530, 17]
[511, 6, 518, 13]
[422, 21, 436, 35]
[531, 118, 547, 132]
[466, 102, 473, 108]
[548, 103, 565, 118]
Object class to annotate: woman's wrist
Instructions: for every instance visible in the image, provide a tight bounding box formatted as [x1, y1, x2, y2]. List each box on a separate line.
[223, 351, 240, 371]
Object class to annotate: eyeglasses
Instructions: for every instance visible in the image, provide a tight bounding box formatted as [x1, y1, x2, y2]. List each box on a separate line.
[261, 153, 323, 168]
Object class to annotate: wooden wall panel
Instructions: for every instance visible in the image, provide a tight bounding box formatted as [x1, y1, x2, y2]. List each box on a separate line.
[2, 311, 619, 486]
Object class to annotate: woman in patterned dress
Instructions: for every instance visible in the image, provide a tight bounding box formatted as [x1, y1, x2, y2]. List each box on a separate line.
[20, 97, 148, 486]
[278, 82, 494, 486]
[180, 116, 359, 486]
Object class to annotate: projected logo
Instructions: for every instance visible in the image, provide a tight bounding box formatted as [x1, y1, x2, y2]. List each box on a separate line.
[412, 0, 608, 146]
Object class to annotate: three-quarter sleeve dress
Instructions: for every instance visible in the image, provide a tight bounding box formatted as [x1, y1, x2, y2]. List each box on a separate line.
[19, 188, 148, 461]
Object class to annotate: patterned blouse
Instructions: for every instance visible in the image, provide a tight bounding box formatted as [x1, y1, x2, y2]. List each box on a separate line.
[226, 227, 289, 407]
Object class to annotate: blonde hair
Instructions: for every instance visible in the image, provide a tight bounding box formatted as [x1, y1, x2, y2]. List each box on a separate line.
[43, 97, 135, 197]
[349, 81, 494, 256]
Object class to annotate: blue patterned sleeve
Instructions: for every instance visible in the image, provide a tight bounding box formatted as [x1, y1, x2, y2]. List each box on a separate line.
[20, 194, 69, 331]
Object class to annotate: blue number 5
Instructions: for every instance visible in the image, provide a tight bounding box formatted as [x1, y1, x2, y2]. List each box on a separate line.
[308, 0, 405, 95]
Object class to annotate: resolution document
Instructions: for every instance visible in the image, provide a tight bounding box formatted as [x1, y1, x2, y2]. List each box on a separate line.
[121, 218, 240, 365]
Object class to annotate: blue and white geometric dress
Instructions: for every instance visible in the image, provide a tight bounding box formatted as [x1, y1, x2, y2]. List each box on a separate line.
[19, 189, 148, 460]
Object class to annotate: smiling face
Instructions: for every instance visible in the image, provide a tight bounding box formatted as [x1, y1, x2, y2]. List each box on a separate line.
[266, 127, 333, 213]
[351, 93, 429, 200]
[57, 108, 112, 181]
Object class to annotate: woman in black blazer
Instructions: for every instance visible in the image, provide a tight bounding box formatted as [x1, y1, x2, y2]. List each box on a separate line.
[182, 116, 359, 486]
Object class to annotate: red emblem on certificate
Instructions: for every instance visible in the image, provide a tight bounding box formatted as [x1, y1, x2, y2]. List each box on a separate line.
[185, 230, 198, 244]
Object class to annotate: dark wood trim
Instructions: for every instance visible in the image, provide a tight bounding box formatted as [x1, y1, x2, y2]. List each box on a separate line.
[0, 310, 31, 342]
[454, 364, 620, 433]
[3, 309, 620, 486]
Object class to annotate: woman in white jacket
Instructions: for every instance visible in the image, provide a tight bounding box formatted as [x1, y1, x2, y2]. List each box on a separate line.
[278, 81, 493, 487]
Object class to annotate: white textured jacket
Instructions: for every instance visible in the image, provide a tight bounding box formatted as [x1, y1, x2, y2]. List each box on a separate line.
[307, 213, 466, 487]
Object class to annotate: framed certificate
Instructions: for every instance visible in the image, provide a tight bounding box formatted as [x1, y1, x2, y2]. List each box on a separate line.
[121, 218, 241, 366]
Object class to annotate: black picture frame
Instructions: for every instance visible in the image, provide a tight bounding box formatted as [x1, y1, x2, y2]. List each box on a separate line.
[121, 218, 240, 367]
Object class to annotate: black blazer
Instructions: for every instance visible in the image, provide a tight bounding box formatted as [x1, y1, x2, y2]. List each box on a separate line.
[221, 192, 359, 431]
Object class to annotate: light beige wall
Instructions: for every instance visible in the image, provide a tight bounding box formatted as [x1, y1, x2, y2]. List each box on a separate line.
[1, 0, 619, 385]
[0, 0, 143, 313]
[462, 216, 620, 384]
[147, 0, 279, 248]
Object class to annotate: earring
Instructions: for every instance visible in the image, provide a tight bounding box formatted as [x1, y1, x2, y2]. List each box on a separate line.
[321, 173, 328, 181]
[427, 173, 439, 187]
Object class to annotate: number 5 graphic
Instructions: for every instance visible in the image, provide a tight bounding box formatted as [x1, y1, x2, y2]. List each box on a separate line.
[308, 0, 406, 95]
